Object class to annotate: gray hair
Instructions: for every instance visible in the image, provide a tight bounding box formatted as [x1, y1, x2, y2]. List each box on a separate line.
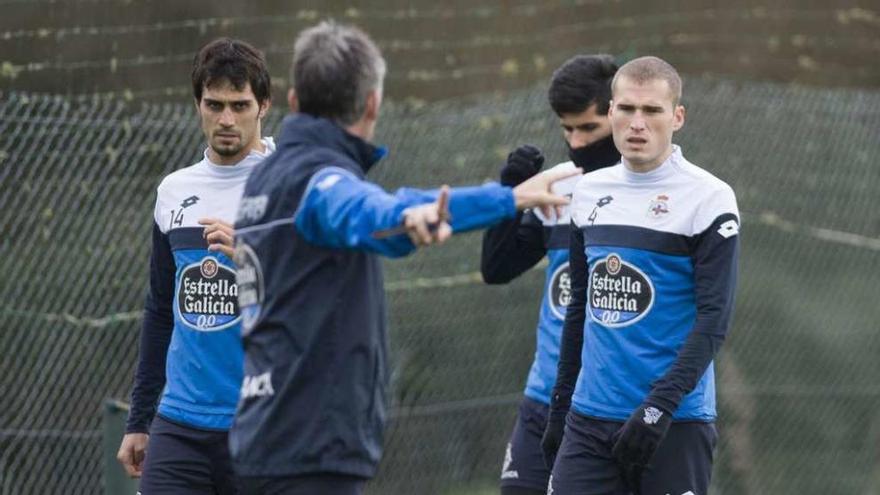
[611, 56, 682, 106]
[290, 20, 386, 126]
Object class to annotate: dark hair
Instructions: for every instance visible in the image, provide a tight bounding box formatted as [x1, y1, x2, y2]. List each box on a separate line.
[191, 38, 271, 104]
[548, 54, 618, 116]
[290, 20, 386, 126]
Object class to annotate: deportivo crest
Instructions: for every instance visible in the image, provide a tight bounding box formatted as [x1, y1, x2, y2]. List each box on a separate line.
[176, 257, 240, 331]
[548, 262, 571, 320]
[234, 242, 264, 335]
[648, 194, 670, 218]
[200, 258, 218, 278]
[589, 253, 654, 327]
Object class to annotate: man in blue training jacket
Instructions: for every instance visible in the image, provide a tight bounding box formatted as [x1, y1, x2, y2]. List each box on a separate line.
[229, 20, 579, 495]
[117, 38, 273, 494]
[481, 54, 621, 495]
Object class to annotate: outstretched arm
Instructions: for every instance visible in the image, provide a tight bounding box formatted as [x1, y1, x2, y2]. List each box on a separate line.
[294, 165, 579, 258]
[294, 166, 516, 257]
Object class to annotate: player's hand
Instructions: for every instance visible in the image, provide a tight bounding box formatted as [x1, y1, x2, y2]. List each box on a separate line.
[610, 403, 673, 494]
[401, 185, 452, 247]
[117, 432, 149, 478]
[500, 144, 545, 186]
[540, 410, 567, 469]
[512, 166, 582, 218]
[199, 218, 235, 258]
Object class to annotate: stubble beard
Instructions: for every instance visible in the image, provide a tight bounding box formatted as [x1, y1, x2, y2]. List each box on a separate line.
[212, 141, 244, 157]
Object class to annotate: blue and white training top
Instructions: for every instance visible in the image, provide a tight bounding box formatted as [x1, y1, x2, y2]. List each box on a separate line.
[126, 138, 274, 433]
[565, 146, 739, 421]
[522, 162, 581, 404]
[482, 151, 619, 407]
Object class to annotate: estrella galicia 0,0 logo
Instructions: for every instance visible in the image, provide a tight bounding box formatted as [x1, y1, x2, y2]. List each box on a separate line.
[589, 253, 654, 327]
[548, 262, 571, 320]
[176, 257, 240, 331]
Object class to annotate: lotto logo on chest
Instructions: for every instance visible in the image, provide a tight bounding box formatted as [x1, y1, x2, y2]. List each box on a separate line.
[176, 257, 240, 331]
[589, 253, 654, 327]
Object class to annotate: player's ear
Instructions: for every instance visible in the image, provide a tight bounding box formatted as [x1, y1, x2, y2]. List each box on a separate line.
[287, 88, 298, 113]
[672, 104, 685, 131]
[607, 99, 614, 118]
[258, 98, 271, 119]
[364, 89, 381, 122]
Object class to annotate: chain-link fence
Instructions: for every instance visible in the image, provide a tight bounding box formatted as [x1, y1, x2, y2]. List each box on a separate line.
[3, 2, 878, 100]
[2, 76, 880, 494]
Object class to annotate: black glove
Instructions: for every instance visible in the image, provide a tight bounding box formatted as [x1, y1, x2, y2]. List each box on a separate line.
[500, 144, 545, 186]
[611, 403, 673, 494]
[540, 409, 566, 469]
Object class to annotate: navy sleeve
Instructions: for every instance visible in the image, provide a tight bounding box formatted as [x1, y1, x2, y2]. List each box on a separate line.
[294, 166, 516, 258]
[646, 213, 740, 412]
[549, 220, 587, 415]
[480, 210, 547, 284]
[126, 222, 175, 433]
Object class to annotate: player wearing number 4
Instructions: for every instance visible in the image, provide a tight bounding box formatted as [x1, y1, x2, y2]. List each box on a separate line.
[543, 56, 740, 495]
[116, 38, 274, 494]
[481, 54, 621, 495]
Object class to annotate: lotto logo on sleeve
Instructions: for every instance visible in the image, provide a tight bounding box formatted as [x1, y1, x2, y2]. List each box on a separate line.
[176, 257, 240, 331]
[589, 253, 654, 327]
[717, 219, 740, 238]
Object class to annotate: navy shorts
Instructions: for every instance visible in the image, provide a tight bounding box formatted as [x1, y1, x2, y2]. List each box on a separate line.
[138, 415, 239, 495]
[239, 473, 367, 495]
[500, 396, 552, 491]
[549, 411, 717, 495]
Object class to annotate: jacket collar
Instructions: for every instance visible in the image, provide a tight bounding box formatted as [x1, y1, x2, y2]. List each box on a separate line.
[278, 113, 387, 174]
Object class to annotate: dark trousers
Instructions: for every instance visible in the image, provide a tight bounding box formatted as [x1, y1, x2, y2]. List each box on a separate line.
[500, 396, 552, 493]
[239, 473, 367, 495]
[549, 411, 717, 495]
[139, 415, 239, 495]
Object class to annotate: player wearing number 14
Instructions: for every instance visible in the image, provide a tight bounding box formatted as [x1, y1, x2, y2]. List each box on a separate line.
[116, 38, 274, 494]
